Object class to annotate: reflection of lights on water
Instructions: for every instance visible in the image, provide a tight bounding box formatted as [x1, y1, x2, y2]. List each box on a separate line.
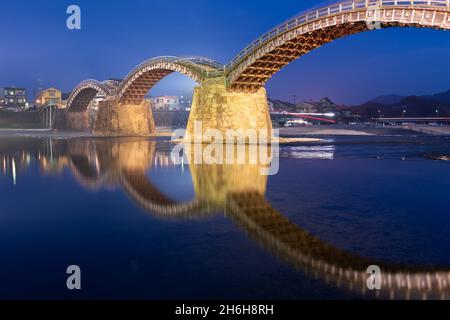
[12, 158, 16, 185]
[281, 145, 335, 160]
[95, 156, 100, 174]
[3, 157, 6, 175]
[154, 153, 178, 169]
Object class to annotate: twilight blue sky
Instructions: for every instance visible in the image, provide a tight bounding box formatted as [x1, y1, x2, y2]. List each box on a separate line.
[1, 0, 450, 104]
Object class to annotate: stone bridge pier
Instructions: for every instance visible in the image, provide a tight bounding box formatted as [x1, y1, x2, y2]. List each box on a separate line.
[65, 111, 90, 131]
[92, 78, 272, 139]
[185, 77, 272, 142]
[93, 99, 155, 136]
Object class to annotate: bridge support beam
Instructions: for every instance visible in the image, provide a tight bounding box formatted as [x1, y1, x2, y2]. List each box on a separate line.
[66, 111, 90, 131]
[93, 99, 155, 136]
[185, 77, 272, 143]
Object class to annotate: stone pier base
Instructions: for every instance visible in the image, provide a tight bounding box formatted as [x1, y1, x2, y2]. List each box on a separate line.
[185, 77, 272, 143]
[93, 99, 155, 136]
[66, 111, 90, 131]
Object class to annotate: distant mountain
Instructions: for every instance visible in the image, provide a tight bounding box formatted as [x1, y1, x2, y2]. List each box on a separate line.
[424, 89, 450, 104]
[351, 88, 450, 119]
[367, 89, 450, 106]
[352, 95, 450, 120]
[269, 88, 450, 120]
[369, 94, 404, 105]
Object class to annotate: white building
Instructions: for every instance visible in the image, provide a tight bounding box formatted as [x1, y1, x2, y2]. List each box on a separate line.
[154, 96, 180, 111]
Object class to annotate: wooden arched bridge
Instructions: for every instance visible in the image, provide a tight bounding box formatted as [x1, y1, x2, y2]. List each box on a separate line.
[58, 0, 450, 136]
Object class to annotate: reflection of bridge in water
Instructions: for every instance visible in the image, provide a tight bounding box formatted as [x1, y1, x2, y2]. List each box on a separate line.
[35, 138, 450, 300]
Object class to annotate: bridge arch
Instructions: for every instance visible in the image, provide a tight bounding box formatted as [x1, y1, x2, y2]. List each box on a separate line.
[66, 80, 114, 112]
[226, 0, 450, 91]
[117, 56, 224, 104]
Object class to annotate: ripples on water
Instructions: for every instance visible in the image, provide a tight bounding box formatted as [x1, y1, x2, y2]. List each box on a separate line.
[280, 136, 450, 161]
[0, 136, 449, 299]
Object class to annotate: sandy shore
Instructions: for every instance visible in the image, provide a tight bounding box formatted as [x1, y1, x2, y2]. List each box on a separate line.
[279, 125, 450, 136]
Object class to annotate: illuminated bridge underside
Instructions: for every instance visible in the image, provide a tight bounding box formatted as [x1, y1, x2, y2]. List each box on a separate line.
[66, 80, 112, 112]
[118, 57, 223, 105]
[228, 6, 450, 91]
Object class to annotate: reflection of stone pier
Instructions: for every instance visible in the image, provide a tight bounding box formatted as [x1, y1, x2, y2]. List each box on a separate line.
[184, 142, 269, 207]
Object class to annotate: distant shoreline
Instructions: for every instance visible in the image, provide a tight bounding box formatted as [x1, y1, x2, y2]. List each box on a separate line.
[278, 125, 450, 137]
[0, 124, 449, 139]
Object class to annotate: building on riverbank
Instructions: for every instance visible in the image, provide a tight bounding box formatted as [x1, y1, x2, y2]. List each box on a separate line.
[154, 96, 180, 111]
[148, 95, 191, 111]
[36, 88, 62, 109]
[0, 87, 27, 110]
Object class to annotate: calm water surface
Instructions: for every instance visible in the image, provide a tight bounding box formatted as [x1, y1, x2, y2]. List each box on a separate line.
[0, 135, 449, 299]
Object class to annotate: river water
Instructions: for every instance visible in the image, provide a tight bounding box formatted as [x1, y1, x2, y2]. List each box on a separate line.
[0, 135, 449, 299]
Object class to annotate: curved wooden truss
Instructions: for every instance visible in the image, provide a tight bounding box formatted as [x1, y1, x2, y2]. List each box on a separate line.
[66, 80, 114, 112]
[226, 0, 450, 91]
[117, 56, 224, 104]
